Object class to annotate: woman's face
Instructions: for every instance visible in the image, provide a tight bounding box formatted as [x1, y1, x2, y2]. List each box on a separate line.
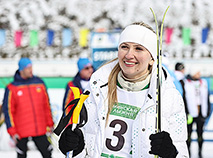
[118, 42, 154, 79]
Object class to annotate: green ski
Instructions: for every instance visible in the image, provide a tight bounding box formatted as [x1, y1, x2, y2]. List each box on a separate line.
[150, 6, 170, 158]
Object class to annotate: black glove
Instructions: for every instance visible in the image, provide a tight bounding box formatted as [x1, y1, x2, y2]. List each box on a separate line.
[59, 125, 85, 157]
[149, 131, 178, 158]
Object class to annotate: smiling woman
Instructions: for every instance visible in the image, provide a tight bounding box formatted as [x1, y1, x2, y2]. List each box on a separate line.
[58, 22, 189, 158]
[118, 42, 154, 79]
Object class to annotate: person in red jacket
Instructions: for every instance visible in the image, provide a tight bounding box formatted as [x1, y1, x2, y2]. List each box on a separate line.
[2, 57, 54, 158]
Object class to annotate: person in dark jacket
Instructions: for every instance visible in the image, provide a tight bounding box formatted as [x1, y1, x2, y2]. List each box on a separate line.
[183, 69, 211, 158]
[3, 57, 54, 158]
[62, 57, 94, 117]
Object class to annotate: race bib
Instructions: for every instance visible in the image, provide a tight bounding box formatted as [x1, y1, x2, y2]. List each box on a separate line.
[101, 87, 147, 158]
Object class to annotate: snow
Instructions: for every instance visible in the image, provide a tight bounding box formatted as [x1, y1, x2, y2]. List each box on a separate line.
[0, 0, 213, 59]
[0, 142, 212, 158]
[0, 150, 65, 158]
[0, 0, 213, 76]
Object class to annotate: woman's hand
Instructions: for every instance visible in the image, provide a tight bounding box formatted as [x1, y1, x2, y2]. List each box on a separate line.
[59, 124, 85, 156]
[149, 131, 178, 158]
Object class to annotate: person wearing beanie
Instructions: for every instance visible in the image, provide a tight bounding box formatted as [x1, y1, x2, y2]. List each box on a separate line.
[18, 57, 33, 79]
[174, 62, 185, 81]
[162, 53, 183, 96]
[175, 62, 184, 71]
[183, 69, 210, 158]
[2, 57, 54, 158]
[62, 57, 94, 117]
[18, 57, 32, 71]
[174, 62, 188, 119]
[58, 22, 188, 158]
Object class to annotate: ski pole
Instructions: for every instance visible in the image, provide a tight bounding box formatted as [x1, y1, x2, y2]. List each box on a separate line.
[66, 88, 90, 158]
[66, 87, 80, 158]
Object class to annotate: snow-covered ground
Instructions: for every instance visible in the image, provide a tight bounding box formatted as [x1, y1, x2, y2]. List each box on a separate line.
[0, 141, 212, 158]
[0, 149, 65, 158]
[189, 141, 213, 158]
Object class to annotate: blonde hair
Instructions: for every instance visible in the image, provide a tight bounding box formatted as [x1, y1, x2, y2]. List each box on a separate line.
[106, 22, 155, 122]
[132, 22, 156, 33]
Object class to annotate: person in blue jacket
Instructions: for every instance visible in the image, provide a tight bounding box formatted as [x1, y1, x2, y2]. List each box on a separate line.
[162, 52, 183, 96]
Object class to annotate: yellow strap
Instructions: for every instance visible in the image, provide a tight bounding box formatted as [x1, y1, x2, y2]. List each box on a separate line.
[70, 87, 80, 99]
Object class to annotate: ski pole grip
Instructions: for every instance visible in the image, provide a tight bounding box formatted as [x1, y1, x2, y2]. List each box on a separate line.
[72, 90, 90, 125]
[66, 90, 90, 158]
[70, 87, 80, 99]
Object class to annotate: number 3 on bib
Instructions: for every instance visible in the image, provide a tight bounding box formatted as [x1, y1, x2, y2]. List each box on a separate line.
[106, 119, 128, 151]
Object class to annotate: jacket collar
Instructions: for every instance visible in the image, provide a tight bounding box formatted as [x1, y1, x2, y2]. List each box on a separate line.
[91, 60, 172, 111]
[14, 70, 34, 83]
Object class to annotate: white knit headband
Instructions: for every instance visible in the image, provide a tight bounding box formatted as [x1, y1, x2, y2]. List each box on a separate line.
[118, 25, 157, 61]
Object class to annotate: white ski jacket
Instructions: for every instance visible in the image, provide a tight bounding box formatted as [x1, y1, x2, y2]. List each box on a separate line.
[184, 78, 209, 118]
[78, 60, 189, 158]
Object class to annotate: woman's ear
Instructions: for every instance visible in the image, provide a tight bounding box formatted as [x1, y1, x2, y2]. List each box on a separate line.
[149, 59, 154, 66]
[148, 59, 154, 71]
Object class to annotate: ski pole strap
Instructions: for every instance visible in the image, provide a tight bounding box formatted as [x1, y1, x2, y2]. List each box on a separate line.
[70, 87, 80, 99]
[53, 98, 79, 136]
[72, 91, 90, 126]
[54, 90, 90, 136]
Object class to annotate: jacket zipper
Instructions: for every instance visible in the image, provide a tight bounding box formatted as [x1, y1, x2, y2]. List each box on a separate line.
[28, 85, 38, 135]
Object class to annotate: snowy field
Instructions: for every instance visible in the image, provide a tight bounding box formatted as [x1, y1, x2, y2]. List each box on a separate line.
[0, 141, 212, 158]
[0, 149, 65, 158]
[189, 141, 213, 158]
